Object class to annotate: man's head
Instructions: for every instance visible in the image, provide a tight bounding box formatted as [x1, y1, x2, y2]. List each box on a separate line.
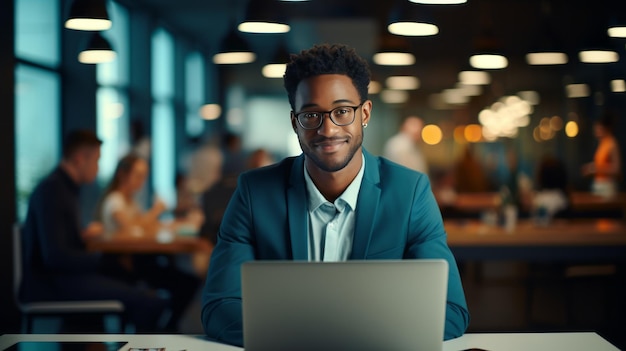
[62, 130, 102, 184]
[284, 44, 371, 111]
[283, 44, 373, 175]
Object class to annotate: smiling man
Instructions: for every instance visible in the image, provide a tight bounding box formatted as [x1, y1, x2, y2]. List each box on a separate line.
[201, 43, 469, 346]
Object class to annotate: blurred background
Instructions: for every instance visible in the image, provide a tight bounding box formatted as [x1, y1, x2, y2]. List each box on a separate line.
[1, 0, 625, 346]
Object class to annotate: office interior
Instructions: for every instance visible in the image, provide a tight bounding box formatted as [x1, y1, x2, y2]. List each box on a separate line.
[1, 0, 625, 348]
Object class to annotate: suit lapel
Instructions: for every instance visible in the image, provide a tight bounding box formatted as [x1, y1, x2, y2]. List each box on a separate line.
[350, 150, 381, 259]
[287, 155, 309, 260]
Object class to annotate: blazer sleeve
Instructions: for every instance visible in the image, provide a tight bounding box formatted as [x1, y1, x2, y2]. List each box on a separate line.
[404, 174, 470, 340]
[201, 174, 255, 347]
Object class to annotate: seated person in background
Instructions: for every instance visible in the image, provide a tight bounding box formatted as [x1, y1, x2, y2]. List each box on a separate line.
[532, 155, 570, 220]
[97, 153, 201, 333]
[21, 130, 167, 332]
[201, 44, 469, 347]
[98, 154, 166, 236]
[582, 112, 622, 198]
[173, 172, 200, 219]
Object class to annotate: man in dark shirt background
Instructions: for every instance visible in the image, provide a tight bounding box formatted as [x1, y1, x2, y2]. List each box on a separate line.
[20, 129, 167, 332]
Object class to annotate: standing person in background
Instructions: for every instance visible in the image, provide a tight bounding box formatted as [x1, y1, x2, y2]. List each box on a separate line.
[582, 112, 622, 198]
[21, 130, 167, 332]
[201, 43, 469, 347]
[383, 116, 429, 176]
[97, 153, 201, 333]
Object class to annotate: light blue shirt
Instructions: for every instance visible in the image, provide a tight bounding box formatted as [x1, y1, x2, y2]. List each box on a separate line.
[304, 154, 365, 261]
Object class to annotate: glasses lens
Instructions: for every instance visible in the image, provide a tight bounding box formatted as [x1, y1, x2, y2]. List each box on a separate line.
[298, 112, 321, 129]
[331, 107, 356, 126]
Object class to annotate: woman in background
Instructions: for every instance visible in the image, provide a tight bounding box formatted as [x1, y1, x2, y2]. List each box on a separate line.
[98, 154, 166, 236]
[582, 113, 622, 198]
[97, 153, 200, 333]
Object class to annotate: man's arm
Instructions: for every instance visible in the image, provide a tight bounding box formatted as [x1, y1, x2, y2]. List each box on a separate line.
[201, 176, 256, 347]
[405, 175, 470, 340]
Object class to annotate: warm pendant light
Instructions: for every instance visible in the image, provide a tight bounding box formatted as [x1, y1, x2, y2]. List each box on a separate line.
[469, 54, 508, 69]
[213, 28, 256, 65]
[262, 43, 290, 78]
[373, 34, 415, 66]
[238, 0, 290, 34]
[387, 2, 438, 37]
[578, 25, 620, 63]
[65, 0, 112, 31]
[78, 32, 116, 64]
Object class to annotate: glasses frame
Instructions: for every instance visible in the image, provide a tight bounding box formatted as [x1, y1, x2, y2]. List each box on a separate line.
[293, 103, 364, 130]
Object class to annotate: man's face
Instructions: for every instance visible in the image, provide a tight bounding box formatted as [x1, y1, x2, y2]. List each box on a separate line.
[291, 74, 371, 173]
[78, 146, 101, 184]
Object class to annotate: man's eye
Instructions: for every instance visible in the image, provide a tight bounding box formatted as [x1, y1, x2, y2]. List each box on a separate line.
[334, 108, 350, 116]
[302, 113, 320, 119]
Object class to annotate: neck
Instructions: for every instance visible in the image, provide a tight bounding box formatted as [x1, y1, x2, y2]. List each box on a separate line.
[60, 160, 81, 184]
[306, 152, 362, 203]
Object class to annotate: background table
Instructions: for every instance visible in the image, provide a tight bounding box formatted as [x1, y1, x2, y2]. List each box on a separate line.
[0, 332, 620, 351]
[445, 219, 626, 261]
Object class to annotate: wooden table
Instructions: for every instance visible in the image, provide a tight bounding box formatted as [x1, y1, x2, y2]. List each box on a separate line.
[86, 234, 212, 254]
[445, 219, 626, 262]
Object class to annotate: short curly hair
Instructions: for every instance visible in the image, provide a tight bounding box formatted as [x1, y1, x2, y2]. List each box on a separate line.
[283, 43, 371, 111]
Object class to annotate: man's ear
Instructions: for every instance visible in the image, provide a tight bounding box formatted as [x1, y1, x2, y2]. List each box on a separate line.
[290, 112, 298, 133]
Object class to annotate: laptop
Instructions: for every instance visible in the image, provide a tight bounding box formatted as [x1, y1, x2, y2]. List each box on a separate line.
[241, 259, 448, 351]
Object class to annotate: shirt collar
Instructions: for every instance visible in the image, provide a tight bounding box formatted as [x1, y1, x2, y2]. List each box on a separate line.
[304, 153, 365, 212]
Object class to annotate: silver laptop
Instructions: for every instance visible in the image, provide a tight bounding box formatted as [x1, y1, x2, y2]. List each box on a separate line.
[241, 259, 448, 351]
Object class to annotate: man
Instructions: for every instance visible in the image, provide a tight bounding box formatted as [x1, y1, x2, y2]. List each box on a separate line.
[383, 115, 429, 175]
[21, 130, 167, 332]
[201, 44, 470, 346]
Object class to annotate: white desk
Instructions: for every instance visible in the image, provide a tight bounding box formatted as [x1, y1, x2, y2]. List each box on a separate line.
[0, 332, 620, 351]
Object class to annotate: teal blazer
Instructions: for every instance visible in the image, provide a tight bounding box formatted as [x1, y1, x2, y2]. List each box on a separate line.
[201, 149, 470, 346]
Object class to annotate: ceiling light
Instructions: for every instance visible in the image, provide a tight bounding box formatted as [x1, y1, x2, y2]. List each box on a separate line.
[199, 104, 222, 120]
[372, 52, 415, 66]
[78, 32, 116, 64]
[213, 28, 256, 64]
[526, 52, 568, 65]
[608, 26, 626, 38]
[262, 64, 286, 78]
[566, 84, 590, 98]
[458, 71, 491, 85]
[387, 2, 438, 37]
[373, 34, 415, 66]
[238, 22, 290, 34]
[469, 54, 508, 69]
[578, 50, 619, 63]
[368, 81, 382, 94]
[239, 0, 290, 34]
[386, 76, 420, 90]
[65, 0, 111, 31]
[454, 83, 482, 96]
[442, 89, 469, 104]
[388, 22, 438, 36]
[611, 79, 626, 93]
[380, 90, 409, 104]
[517, 91, 540, 105]
[409, 0, 467, 3]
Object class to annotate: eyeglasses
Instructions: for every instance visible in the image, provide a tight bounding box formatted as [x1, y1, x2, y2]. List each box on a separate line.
[294, 103, 364, 130]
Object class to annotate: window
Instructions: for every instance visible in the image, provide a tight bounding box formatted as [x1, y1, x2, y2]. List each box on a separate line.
[15, 0, 60, 67]
[15, 66, 61, 220]
[185, 51, 205, 137]
[151, 28, 176, 208]
[96, 1, 130, 183]
[14, 0, 61, 221]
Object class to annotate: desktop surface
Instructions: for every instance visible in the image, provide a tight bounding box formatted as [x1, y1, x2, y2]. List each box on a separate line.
[0, 332, 621, 351]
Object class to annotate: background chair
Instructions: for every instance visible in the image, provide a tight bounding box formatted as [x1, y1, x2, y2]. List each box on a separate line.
[12, 223, 126, 333]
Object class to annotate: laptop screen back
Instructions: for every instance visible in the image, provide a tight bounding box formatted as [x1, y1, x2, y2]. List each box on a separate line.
[241, 259, 448, 351]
